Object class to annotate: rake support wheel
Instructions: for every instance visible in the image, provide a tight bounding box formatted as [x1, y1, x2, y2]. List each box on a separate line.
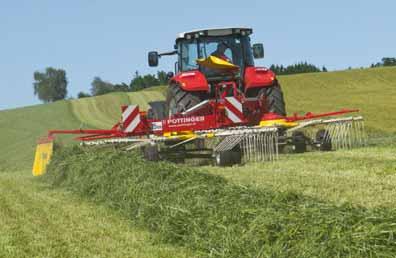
[214, 149, 242, 167]
[292, 131, 307, 153]
[142, 144, 160, 161]
[316, 129, 332, 151]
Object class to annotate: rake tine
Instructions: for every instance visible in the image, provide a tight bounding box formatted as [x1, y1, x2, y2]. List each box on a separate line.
[269, 132, 273, 161]
[264, 132, 268, 161]
[254, 133, 258, 162]
[274, 131, 279, 160]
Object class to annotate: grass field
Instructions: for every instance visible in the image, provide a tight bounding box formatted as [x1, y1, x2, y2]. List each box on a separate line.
[0, 171, 194, 258]
[0, 67, 395, 257]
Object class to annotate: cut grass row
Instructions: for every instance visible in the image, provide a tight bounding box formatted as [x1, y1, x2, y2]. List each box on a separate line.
[44, 146, 396, 258]
[0, 171, 195, 258]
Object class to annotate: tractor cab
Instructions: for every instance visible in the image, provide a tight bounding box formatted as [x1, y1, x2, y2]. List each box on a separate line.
[175, 28, 263, 81]
[149, 27, 264, 81]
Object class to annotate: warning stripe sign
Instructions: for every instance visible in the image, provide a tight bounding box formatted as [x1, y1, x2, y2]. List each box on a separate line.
[121, 105, 141, 133]
[224, 96, 244, 123]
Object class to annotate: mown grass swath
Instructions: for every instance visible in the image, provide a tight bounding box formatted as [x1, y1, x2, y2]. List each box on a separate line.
[45, 146, 396, 258]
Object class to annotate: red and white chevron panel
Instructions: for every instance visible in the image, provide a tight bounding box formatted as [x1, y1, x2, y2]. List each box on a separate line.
[224, 96, 244, 123]
[121, 105, 141, 133]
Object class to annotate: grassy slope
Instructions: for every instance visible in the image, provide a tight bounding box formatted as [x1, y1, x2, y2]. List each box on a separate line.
[280, 67, 396, 134]
[71, 90, 165, 129]
[0, 101, 81, 171]
[0, 88, 166, 171]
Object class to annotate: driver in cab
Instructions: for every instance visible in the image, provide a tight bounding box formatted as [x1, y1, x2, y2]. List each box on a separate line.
[211, 42, 232, 63]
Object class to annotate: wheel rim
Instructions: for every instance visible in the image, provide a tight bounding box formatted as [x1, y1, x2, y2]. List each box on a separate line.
[215, 153, 221, 165]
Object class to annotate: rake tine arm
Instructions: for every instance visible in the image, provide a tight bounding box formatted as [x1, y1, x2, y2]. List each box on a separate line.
[286, 109, 359, 122]
[48, 129, 121, 137]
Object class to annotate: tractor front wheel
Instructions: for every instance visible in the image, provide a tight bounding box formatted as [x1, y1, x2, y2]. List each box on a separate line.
[262, 81, 286, 116]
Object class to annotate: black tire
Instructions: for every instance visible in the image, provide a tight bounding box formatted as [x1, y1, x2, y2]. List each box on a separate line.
[265, 82, 286, 116]
[147, 101, 167, 120]
[316, 129, 332, 151]
[292, 131, 307, 153]
[166, 83, 203, 116]
[214, 149, 242, 166]
[142, 145, 160, 161]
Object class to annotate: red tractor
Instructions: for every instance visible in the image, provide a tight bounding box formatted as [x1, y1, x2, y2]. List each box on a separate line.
[148, 27, 286, 119]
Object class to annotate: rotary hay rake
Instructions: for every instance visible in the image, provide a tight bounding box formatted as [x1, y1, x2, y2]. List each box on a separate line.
[32, 82, 366, 175]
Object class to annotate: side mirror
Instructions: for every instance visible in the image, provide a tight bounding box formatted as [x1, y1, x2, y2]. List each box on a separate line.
[148, 51, 159, 67]
[252, 43, 264, 59]
[166, 71, 174, 80]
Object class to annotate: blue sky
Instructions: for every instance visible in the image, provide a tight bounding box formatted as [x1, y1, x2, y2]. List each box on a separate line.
[0, 0, 394, 110]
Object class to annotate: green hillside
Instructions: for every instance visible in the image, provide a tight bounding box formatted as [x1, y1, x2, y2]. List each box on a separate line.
[281, 67, 396, 134]
[0, 89, 165, 171]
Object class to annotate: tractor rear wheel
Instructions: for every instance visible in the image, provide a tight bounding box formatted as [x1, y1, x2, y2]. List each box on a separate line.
[166, 83, 203, 116]
[259, 81, 286, 116]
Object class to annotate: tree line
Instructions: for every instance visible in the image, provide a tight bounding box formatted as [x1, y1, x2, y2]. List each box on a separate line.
[370, 57, 396, 68]
[80, 71, 168, 98]
[33, 69, 169, 102]
[33, 57, 396, 103]
[269, 62, 327, 75]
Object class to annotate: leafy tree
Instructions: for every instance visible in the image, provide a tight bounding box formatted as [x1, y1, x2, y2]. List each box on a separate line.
[129, 71, 160, 91]
[33, 67, 67, 103]
[77, 92, 91, 98]
[90, 77, 114, 96]
[157, 71, 168, 85]
[129, 71, 145, 91]
[113, 83, 129, 92]
[382, 57, 396, 66]
[322, 66, 328, 72]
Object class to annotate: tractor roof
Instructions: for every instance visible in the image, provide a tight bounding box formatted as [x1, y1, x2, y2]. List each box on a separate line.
[176, 27, 253, 41]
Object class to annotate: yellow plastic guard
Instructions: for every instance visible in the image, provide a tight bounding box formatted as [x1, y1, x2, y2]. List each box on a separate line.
[32, 139, 53, 176]
[196, 55, 239, 70]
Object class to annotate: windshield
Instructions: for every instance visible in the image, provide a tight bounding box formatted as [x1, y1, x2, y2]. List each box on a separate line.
[180, 40, 199, 71]
[178, 35, 253, 73]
